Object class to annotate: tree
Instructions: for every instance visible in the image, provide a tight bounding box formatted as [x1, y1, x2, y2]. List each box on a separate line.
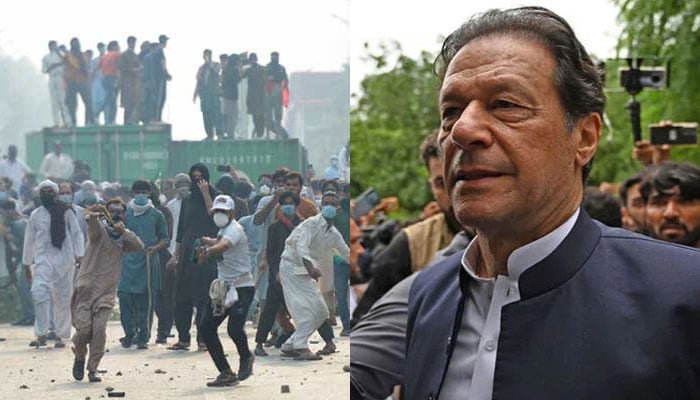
[351, 42, 440, 213]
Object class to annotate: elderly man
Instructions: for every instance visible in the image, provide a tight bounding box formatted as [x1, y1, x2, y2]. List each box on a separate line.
[279, 191, 349, 360]
[641, 162, 700, 248]
[71, 199, 143, 382]
[404, 7, 700, 399]
[40, 143, 74, 181]
[23, 180, 85, 348]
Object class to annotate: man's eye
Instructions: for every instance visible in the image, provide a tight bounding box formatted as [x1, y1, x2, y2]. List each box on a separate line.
[493, 100, 518, 109]
[441, 107, 461, 120]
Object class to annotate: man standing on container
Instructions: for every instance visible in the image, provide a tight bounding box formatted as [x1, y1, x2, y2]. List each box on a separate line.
[23, 180, 85, 348]
[119, 36, 142, 125]
[42, 41, 70, 127]
[194, 49, 222, 140]
[242, 53, 266, 139]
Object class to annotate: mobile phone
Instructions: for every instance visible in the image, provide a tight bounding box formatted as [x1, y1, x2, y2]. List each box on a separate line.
[650, 123, 698, 145]
[216, 165, 230, 172]
[353, 188, 381, 220]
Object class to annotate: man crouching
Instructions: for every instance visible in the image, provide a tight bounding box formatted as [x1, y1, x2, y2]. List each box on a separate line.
[71, 199, 144, 382]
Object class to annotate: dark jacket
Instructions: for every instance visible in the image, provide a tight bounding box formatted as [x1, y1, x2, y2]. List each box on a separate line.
[406, 211, 700, 400]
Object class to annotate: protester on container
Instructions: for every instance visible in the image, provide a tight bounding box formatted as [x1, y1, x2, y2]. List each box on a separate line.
[71, 199, 143, 382]
[166, 164, 219, 351]
[22, 180, 85, 348]
[118, 36, 142, 125]
[242, 53, 266, 139]
[194, 49, 222, 140]
[0, 145, 32, 192]
[64, 38, 94, 126]
[117, 180, 168, 349]
[279, 191, 349, 360]
[221, 53, 242, 139]
[197, 194, 255, 387]
[39, 142, 74, 181]
[149, 182, 176, 344]
[143, 36, 170, 123]
[2, 199, 33, 326]
[42, 40, 70, 127]
[264, 51, 288, 136]
[98, 41, 121, 125]
[58, 180, 88, 241]
[90, 42, 107, 124]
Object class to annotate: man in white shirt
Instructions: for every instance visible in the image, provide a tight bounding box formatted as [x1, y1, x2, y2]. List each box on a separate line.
[278, 191, 349, 360]
[0, 145, 31, 191]
[42, 41, 70, 127]
[40, 142, 74, 181]
[23, 180, 85, 348]
[165, 173, 191, 256]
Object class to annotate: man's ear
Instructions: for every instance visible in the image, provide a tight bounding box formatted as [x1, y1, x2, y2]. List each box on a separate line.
[575, 112, 601, 170]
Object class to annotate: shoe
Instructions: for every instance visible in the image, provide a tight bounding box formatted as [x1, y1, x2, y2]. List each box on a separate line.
[294, 349, 322, 361]
[340, 329, 350, 337]
[280, 343, 299, 357]
[167, 341, 190, 351]
[155, 336, 167, 344]
[46, 331, 58, 341]
[328, 318, 338, 327]
[120, 337, 133, 348]
[87, 371, 102, 382]
[197, 341, 208, 352]
[275, 330, 294, 349]
[238, 355, 254, 381]
[72, 358, 85, 381]
[136, 343, 148, 350]
[55, 339, 66, 348]
[316, 342, 336, 356]
[29, 336, 47, 347]
[206, 369, 239, 387]
[254, 344, 268, 357]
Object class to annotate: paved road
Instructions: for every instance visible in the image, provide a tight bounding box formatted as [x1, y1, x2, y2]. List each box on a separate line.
[0, 320, 350, 400]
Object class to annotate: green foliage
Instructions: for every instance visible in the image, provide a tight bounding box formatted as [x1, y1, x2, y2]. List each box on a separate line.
[350, 42, 440, 213]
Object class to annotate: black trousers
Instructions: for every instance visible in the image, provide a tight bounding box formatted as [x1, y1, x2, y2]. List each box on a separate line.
[201, 286, 254, 372]
[155, 251, 175, 339]
[252, 114, 265, 138]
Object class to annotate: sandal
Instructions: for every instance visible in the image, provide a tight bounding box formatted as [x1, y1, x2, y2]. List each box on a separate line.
[166, 341, 190, 351]
[294, 349, 322, 361]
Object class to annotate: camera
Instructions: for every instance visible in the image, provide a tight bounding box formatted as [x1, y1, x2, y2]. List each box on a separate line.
[649, 123, 698, 146]
[620, 67, 667, 92]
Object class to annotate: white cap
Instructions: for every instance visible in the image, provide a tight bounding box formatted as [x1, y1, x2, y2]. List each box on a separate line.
[38, 179, 59, 193]
[211, 194, 235, 211]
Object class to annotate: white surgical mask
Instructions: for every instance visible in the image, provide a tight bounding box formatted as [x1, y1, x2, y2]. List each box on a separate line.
[213, 212, 230, 228]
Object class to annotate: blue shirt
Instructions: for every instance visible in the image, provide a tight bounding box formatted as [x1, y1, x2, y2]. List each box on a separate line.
[119, 207, 168, 294]
[239, 215, 263, 274]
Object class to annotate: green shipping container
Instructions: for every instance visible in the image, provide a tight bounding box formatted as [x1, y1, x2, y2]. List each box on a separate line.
[169, 139, 307, 183]
[26, 124, 171, 186]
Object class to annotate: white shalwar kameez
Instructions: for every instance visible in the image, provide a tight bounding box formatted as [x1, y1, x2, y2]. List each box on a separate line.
[279, 213, 349, 350]
[22, 206, 85, 339]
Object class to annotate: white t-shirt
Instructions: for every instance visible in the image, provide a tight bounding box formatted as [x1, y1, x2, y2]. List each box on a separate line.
[217, 220, 253, 287]
[0, 159, 31, 190]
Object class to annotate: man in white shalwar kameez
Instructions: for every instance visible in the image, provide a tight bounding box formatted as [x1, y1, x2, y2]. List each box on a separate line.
[42, 41, 70, 127]
[23, 180, 85, 348]
[279, 191, 349, 360]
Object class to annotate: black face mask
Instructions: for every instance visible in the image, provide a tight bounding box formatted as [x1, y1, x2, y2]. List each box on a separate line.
[40, 193, 55, 208]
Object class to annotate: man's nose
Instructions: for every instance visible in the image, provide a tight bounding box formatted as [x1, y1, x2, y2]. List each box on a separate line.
[450, 101, 495, 150]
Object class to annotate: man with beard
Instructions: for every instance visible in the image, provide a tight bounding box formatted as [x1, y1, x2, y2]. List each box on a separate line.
[166, 164, 219, 351]
[641, 162, 700, 247]
[352, 130, 464, 320]
[23, 180, 85, 348]
[620, 170, 651, 234]
[71, 199, 143, 382]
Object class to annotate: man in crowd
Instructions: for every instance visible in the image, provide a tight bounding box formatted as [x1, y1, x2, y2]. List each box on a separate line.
[166, 164, 219, 351]
[63, 38, 94, 126]
[2, 199, 32, 326]
[620, 171, 650, 234]
[58, 180, 88, 241]
[279, 191, 349, 360]
[97, 41, 121, 125]
[90, 42, 107, 124]
[0, 145, 32, 192]
[118, 36, 142, 125]
[220, 53, 242, 139]
[118, 180, 169, 349]
[42, 40, 70, 127]
[71, 199, 143, 382]
[197, 195, 255, 387]
[405, 7, 700, 398]
[23, 180, 85, 348]
[40, 142, 74, 181]
[641, 162, 700, 248]
[324, 156, 342, 180]
[242, 53, 266, 139]
[166, 174, 190, 258]
[149, 182, 175, 344]
[194, 49, 222, 140]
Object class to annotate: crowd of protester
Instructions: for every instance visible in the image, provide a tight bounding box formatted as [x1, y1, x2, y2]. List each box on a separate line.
[42, 35, 293, 141]
[0, 142, 351, 388]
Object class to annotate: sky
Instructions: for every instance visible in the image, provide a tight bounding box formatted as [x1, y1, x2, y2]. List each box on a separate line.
[0, 0, 350, 141]
[350, 0, 622, 97]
